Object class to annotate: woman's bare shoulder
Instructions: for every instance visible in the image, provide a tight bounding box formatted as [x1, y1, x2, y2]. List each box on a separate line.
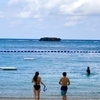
[38, 77, 41, 80]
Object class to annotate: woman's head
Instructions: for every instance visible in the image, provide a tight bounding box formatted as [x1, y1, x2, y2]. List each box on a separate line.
[35, 71, 39, 76]
[34, 71, 39, 82]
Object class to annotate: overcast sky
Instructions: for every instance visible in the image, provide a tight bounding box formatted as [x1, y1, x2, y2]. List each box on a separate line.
[0, 0, 100, 39]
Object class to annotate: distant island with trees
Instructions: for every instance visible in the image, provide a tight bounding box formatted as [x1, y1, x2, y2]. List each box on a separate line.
[39, 37, 61, 41]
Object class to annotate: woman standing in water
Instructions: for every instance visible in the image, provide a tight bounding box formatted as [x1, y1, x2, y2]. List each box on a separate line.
[32, 71, 46, 100]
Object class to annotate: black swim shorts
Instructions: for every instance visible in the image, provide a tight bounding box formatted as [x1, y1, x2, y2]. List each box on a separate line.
[61, 86, 68, 91]
[34, 85, 40, 90]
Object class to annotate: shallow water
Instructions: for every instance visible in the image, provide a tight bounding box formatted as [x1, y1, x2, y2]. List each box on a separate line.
[0, 39, 100, 99]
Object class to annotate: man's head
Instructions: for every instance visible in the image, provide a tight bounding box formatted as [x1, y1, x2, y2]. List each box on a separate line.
[63, 72, 67, 76]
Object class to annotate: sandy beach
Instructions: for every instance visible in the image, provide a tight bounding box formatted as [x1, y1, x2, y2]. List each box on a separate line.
[0, 98, 100, 100]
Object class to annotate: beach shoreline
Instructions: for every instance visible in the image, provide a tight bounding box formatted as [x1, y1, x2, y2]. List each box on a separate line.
[0, 98, 100, 100]
[0, 39, 100, 100]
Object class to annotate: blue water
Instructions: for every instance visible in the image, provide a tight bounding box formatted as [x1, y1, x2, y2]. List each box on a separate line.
[0, 39, 100, 99]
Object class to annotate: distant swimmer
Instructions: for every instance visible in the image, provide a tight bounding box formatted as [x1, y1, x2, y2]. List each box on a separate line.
[86, 67, 91, 74]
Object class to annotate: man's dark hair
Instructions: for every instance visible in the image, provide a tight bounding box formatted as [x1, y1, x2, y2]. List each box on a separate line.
[63, 72, 66, 76]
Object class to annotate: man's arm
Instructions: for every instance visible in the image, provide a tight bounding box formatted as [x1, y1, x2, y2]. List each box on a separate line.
[59, 78, 62, 85]
[67, 79, 70, 85]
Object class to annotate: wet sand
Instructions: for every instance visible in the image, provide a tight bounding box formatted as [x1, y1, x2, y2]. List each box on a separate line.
[0, 98, 100, 100]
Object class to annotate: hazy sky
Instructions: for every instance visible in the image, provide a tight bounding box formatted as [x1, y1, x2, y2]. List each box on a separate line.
[0, 0, 100, 39]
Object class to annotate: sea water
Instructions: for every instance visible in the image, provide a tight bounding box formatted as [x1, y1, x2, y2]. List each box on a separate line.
[0, 39, 100, 99]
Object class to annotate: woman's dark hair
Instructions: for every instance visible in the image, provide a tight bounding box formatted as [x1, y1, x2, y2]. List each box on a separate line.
[33, 71, 39, 82]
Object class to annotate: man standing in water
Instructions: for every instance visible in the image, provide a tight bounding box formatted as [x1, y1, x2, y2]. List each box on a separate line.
[59, 72, 70, 100]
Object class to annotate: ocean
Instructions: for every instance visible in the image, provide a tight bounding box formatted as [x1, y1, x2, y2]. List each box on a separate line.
[0, 39, 100, 99]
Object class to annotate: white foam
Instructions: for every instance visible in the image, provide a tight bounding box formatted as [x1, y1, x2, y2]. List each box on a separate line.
[24, 58, 35, 60]
[0, 67, 17, 70]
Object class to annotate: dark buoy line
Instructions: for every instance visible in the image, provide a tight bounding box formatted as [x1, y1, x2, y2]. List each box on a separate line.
[0, 50, 100, 53]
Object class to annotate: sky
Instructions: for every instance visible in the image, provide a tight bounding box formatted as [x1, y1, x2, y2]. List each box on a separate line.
[0, 0, 100, 39]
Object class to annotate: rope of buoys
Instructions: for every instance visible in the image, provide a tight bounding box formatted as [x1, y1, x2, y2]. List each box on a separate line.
[0, 50, 100, 53]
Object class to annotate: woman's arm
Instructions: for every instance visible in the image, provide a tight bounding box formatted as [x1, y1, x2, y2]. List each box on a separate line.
[40, 78, 46, 87]
[32, 78, 34, 83]
[41, 81, 46, 87]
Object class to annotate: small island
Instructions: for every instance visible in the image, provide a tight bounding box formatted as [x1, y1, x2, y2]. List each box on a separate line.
[39, 37, 61, 41]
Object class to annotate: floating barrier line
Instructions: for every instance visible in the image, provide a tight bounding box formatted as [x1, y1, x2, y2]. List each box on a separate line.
[0, 50, 100, 53]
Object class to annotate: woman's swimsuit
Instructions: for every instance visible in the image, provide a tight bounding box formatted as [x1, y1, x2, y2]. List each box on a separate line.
[34, 85, 40, 90]
[34, 81, 40, 90]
